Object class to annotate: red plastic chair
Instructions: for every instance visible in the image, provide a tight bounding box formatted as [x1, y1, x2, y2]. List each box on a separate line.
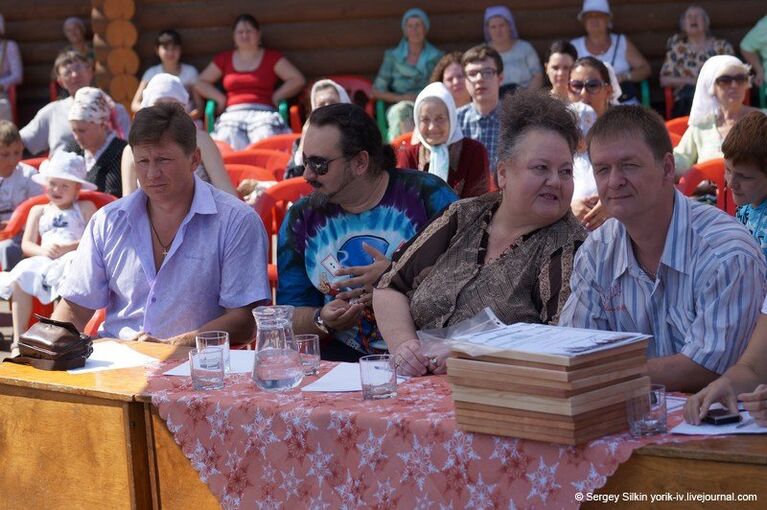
[7, 84, 18, 125]
[247, 133, 301, 153]
[253, 178, 313, 292]
[20, 156, 48, 170]
[223, 150, 290, 181]
[677, 158, 735, 216]
[213, 139, 234, 156]
[669, 132, 682, 148]
[390, 131, 414, 149]
[84, 308, 107, 337]
[665, 116, 689, 138]
[224, 164, 275, 189]
[288, 74, 378, 132]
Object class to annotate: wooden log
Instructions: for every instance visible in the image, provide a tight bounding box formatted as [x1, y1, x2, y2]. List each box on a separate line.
[104, 0, 135, 21]
[106, 19, 138, 47]
[107, 48, 139, 75]
[110, 74, 139, 103]
[0, 1, 90, 20]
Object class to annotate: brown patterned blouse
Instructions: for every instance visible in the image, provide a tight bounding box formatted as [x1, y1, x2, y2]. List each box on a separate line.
[378, 192, 586, 330]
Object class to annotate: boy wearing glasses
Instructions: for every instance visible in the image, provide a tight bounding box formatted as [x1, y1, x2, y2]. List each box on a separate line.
[456, 45, 504, 173]
[277, 103, 457, 362]
[20, 50, 131, 156]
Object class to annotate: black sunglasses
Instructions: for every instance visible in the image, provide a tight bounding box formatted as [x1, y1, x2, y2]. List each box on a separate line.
[569, 79, 606, 94]
[715, 74, 749, 86]
[301, 155, 346, 176]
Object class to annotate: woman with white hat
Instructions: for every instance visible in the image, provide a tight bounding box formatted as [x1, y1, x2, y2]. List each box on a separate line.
[0, 13, 23, 122]
[674, 55, 766, 176]
[121, 73, 237, 196]
[395, 82, 489, 198]
[0, 151, 97, 343]
[570, 0, 650, 104]
[64, 86, 127, 196]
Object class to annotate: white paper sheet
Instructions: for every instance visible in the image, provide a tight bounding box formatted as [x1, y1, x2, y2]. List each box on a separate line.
[672, 411, 767, 435]
[67, 341, 158, 374]
[163, 350, 255, 376]
[301, 362, 409, 393]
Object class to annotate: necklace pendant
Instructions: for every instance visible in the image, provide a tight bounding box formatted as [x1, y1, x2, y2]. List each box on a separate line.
[162, 249, 168, 257]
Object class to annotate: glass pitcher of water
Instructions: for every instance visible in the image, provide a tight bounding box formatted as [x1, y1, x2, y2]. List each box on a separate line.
[252, 317, 303, 392]
[253, 305, 295, 348]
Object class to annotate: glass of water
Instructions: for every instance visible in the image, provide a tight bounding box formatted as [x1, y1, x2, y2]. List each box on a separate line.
[196, 331, 230, 373]
[626, 384, 667, 437]
[292, 334, 320, 375]
[252, 319, 304, 392]
[189, 347, 225, 391]
[359, 354, 397, 400]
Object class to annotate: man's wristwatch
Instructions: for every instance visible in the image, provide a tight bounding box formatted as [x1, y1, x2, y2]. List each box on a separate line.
[313, 307, 331, 334]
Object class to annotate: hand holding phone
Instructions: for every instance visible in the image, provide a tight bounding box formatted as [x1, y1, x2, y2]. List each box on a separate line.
[701, 408, 742, 425]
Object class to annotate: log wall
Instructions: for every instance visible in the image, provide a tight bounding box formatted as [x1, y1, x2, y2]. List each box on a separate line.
[3, 0, 766, 124]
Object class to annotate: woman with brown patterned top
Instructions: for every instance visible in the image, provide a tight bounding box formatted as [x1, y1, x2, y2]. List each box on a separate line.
[373, 90, 587, 377]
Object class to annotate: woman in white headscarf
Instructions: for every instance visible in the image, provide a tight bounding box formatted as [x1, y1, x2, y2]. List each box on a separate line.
[0, 14, 23, 122]
[64, 86, 126, 196]
[395, 82, 489, 198]
[284, 79, 351, 179]
[674, 55, 765, 176]
[121, 73, 236, 196]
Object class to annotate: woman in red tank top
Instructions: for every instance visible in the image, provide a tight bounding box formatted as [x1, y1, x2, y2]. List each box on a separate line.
[195, 14, 305, 150]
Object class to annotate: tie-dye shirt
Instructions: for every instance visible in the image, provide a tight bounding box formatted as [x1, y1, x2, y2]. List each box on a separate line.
[736, 198, 767, 262]
[277, 168, 458, 353]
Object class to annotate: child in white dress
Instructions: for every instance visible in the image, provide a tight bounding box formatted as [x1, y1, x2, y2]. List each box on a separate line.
[0, 151, 97, 342]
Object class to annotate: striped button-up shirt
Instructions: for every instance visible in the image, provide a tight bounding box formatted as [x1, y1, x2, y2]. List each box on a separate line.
[457, 103, 499, 172]
[559, 190, 767, 374]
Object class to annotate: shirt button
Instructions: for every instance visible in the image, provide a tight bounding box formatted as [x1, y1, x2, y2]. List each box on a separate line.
[151, 297, 157, 303]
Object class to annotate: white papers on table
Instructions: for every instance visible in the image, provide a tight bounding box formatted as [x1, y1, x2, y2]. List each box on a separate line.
[163, 350, 255, 376]
[67, 341, 158, 374]
[450, 322, 649, 357]
[666, 395, 687, 413]
[301, 362, 362, 392]
[301, 362, 409, 393]
[672, 411, 767, 435]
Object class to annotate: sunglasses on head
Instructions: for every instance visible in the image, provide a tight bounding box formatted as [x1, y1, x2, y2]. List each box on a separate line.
[715, 74, 749, 86]
[301, 154, 346, 176]
[568, 79, 606, 94]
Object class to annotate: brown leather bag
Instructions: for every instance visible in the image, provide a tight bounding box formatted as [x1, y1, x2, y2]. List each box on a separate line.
[8, 315, 93, 370]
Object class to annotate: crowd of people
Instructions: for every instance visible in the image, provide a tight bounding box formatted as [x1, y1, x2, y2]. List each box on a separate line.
[0, 2, 766, 427]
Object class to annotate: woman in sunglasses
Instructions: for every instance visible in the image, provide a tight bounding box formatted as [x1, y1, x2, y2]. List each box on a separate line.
[374, 91, 586, 376]
[674, 55, 765, 177]
[567, 56, 621, 231]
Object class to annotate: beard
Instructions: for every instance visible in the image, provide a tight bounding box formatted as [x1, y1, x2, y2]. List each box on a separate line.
[305, 162, 355, 208]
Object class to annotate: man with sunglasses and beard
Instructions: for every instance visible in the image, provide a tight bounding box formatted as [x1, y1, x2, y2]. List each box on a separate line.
[559, 105, 766, 393]
[277, 103, 457, 362]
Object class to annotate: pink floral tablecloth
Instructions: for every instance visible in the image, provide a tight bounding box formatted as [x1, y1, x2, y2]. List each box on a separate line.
[145, 361, 703, 510]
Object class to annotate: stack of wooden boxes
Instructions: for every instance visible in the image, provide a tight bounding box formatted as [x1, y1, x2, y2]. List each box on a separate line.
[448, 339, 650, 445]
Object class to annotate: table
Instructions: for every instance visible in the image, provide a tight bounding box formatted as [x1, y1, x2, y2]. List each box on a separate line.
[0, 342, 183, 510]
[2, 343, 766, 509]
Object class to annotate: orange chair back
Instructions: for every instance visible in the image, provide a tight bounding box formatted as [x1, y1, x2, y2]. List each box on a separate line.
[665, 116, 689, 137]
[677, 158, 735, 215]
[669, 132, 682, 147]
[223, 149, 290, 181]
[663, 87, 674, 120]
[390, 131, 414, 148]
[85, 308, 107, 337]
[247, 133, 301, 153]
[8, 85, 18, 125]
[213, 139, 234, 156]
[20, 156, 47, 170]
[253, 177, 312, 292]
[225, 164, 275, 188]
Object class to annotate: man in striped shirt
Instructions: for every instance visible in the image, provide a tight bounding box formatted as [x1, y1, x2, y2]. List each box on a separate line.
[560, 106, 767, 392]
